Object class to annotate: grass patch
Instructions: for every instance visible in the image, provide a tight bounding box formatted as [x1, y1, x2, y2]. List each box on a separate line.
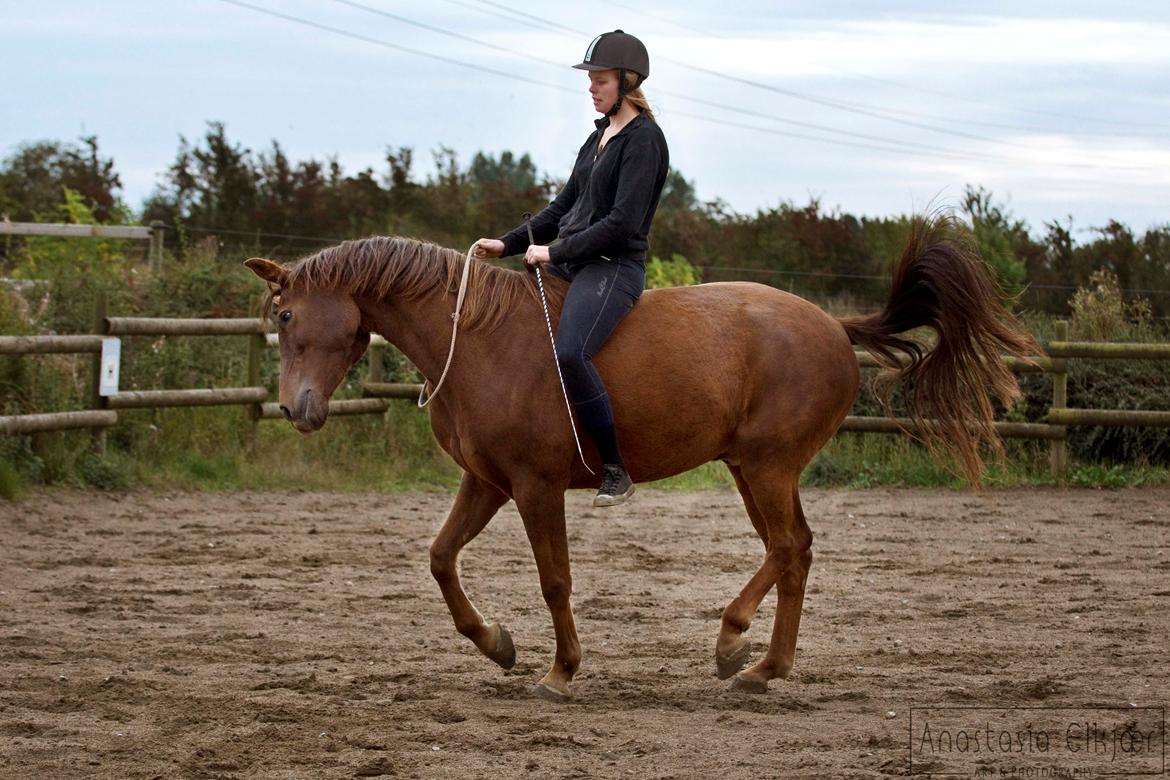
[0, 458, 25, 499]
[6, 406, 1170, 495]
[648, 461, 736, 491]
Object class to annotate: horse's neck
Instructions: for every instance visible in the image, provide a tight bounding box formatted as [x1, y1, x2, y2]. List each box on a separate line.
[357, 291, 445, 383]
[358, 289, 503, 390]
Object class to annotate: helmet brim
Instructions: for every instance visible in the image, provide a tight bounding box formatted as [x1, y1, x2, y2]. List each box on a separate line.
[572, 62, 648, 80]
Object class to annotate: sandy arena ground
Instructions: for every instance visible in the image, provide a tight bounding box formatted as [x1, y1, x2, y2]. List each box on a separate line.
[1, 487, 1167, 779]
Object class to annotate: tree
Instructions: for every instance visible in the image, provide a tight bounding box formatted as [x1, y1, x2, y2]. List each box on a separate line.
[0, 136, 122, 223]
[961, 186, 1028, 295]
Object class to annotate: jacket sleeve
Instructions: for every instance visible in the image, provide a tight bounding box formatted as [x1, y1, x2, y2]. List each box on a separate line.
[548, 133, 662, 264]
[497, 159, 582, 257]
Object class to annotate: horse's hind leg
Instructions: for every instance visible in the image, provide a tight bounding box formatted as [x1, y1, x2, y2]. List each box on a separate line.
[429, 471, 513, 668]
[724, 462, 813, 693]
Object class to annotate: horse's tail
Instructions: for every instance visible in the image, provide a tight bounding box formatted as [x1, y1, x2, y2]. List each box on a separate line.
[838, 213, 1039, 483]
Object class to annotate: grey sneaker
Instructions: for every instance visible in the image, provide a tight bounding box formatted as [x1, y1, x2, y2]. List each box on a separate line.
[594, 464, 635, 507]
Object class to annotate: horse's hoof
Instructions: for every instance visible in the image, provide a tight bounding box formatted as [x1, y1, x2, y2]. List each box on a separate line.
[715, 641, 751, 680]
[532, 682, 572, 703]
[486, 623, 516, 670]
[728, 674, 768, 694]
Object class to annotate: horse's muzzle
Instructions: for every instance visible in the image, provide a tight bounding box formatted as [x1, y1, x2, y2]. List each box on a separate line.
[286, 387, 327, 433]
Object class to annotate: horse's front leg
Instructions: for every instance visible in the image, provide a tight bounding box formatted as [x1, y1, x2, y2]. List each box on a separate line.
[429, 471, 513, 668]
[512, 480, 579, 701]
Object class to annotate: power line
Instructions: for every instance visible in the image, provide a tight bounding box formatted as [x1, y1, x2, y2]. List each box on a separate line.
[329, 0, 561, 68]
[332, 0, 1001, 164]
[216, 0, 577, 97]
[303, 0, 1148, 173]
[664, 108, 993, 162]
[807, 67, 1170, 134]
[603, 1, 1170, 133]
[458, 0, 1170, 151]
[658, 98, 1126, 169]
[597, 0, 721, 40]
[599, 0, 1170, 134]
[472, 0, 580, 35]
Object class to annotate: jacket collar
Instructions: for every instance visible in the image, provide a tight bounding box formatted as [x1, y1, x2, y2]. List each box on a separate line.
[593, 111, 647, 135]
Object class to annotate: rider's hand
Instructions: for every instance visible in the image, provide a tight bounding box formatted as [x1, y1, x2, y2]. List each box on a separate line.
[524, 245, 551, 267]
[473, 239, 505, 259]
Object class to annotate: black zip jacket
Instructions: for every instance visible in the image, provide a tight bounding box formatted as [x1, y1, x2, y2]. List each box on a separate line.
[498, 112, 669, 268]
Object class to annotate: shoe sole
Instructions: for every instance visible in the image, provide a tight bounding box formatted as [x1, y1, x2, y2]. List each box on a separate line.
[593, 483, 636, 508]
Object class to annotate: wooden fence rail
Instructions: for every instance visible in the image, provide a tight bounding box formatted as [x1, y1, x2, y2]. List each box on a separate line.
[5, 311, 1170, 479]
[0, 335, 105, 354]
[0, 219, 167, 270]
[105, 387, 268, 410]
[105, 317, 265, 336]
[0, 410, 118, 435]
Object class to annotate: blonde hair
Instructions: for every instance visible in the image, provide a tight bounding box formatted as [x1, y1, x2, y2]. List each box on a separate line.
[622, 71, 655, 122]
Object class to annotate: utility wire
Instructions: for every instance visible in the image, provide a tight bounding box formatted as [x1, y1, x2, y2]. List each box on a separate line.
[819, 68, 1170, 133]
[597, 0, 721, 40]
[460, 0, 1170, 145]
[329, 0, 561, 67]
[332, 0, 994, 163]
[664, 109, 998, 162]
[472, 0, 580, 35]
[216, 0, 577, 97]
[597, 0, 1170, 133]
[317, 0, 1148, 173]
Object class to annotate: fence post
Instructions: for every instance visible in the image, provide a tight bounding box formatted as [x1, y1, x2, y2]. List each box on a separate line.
[1049, 320, 1069, 481]
[246, 301, 265, 456]
[90, 290, 109, 456]
[367, 340, 385, 385]
[149, 221, 165, 271]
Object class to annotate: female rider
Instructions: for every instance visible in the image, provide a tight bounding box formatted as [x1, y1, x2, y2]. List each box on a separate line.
[474, 29, 669, 508]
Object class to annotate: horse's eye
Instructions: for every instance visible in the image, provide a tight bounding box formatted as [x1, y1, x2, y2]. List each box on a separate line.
[279, 310, 293, 323]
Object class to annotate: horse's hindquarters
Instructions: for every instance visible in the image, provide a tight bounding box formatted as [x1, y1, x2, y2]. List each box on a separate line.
[592, 283, 859, 483]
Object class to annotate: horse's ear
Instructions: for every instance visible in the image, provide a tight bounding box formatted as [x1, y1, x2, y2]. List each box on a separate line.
[244, 257, 287, 286]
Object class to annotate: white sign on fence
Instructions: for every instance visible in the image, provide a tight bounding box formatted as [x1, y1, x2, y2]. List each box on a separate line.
[99, 337, 121, 397]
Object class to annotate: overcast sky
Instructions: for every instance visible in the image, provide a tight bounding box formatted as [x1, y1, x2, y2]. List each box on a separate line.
[4, 1, 1169, 238]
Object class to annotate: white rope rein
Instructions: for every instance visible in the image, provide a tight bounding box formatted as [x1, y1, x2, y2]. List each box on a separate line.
[418, 233, 594, 475]
[533, 262, 595, 476]
[417, 243, 475, 408]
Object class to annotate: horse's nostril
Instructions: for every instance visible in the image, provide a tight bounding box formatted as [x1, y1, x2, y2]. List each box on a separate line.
[279, 405, 292, 421]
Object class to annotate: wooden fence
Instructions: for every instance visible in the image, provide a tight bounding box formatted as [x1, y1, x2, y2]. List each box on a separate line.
[1, 220, 167, 271]
[3, 312, 1169, 477]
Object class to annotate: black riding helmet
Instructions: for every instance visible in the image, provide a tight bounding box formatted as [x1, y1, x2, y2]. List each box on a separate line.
[573, 30, 649, 117]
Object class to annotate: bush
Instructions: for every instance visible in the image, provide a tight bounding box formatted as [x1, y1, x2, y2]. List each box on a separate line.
[1066, 359, 1170, 464]
[645, 253, 701, 288]
[1069, 269, 1155, 341]
[77, 453, 130, 490]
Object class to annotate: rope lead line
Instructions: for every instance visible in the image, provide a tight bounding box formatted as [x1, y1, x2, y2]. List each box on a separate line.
[417, 242, 474, 408]
[527, 214, 595, 476]
[415, 229, 595, 476]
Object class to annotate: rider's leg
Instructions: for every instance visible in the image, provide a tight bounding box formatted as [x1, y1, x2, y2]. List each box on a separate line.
[553, 259, 644, 501]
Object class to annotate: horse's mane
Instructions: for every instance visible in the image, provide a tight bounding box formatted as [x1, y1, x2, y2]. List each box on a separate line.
[282, 236, 565, 332]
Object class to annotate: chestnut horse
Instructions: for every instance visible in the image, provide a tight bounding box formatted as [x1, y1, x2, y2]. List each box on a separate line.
[245, 215, 1034, 700]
